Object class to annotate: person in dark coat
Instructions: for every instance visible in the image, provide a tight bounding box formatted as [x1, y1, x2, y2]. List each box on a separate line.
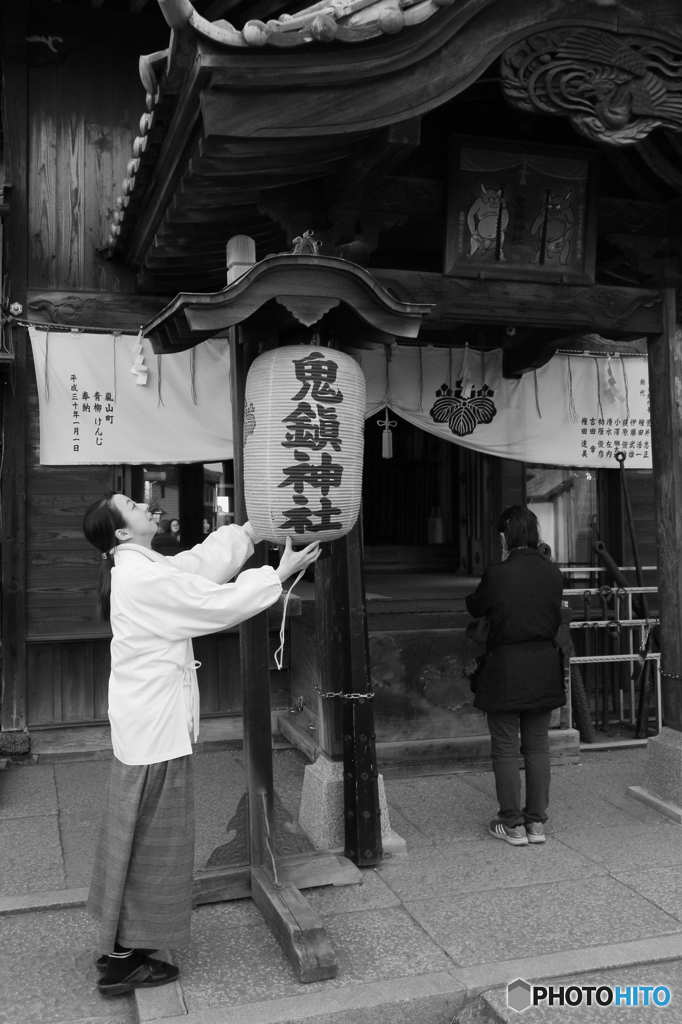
[151, 518, 182, 556]
[466, 505, 565, 847]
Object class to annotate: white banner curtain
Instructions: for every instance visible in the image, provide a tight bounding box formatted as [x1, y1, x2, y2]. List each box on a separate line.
[29, 329, 233, 465]
[29, 329, 650, 471]
[349, 345, 651, 469]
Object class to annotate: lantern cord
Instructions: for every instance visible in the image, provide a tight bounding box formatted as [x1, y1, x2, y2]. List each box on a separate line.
[567, 355, 578, 423]
[621, 356, 630, 422]
[533, 370, 542, 419]
[157, 354, 165, 407]
[44, 327, 50, 402]
[448, 347, 453, 390]
[274, 568, 307, 671]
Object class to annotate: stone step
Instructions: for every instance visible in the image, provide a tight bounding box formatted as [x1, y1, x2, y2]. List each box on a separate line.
[368, 611, 469, 630]
[135, 970, 468, 1024]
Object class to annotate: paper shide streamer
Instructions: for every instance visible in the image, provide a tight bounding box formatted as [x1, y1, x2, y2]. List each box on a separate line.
[130, 329, 149, 386]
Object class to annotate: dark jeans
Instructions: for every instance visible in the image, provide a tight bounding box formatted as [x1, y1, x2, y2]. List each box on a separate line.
[486, 710, 552, 827]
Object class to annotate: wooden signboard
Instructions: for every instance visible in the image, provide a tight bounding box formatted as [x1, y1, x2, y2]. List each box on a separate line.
[444, 137, 598, 285]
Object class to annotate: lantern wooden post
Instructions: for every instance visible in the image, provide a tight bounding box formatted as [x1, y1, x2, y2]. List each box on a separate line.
[229, 323, 338, 982]
[314, 546, 347, 761]
[229, 329, 274, 871]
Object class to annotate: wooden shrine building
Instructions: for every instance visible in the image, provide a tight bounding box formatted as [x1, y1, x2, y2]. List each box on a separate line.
[4, 0, 682, 835]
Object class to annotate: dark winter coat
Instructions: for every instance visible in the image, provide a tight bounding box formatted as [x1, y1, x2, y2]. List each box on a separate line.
[151, 519, 182, 556]
[465, 547, 565, 714]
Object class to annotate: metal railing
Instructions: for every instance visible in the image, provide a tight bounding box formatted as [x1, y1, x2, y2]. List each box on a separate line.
[561, 567, 659, 740]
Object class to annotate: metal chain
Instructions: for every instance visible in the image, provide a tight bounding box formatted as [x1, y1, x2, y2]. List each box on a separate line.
[289, 688, 375, 711]
[314, 685, 375, 700]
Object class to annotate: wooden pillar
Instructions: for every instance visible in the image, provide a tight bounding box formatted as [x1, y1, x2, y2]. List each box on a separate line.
[230, 329, 275, 868]
[314, 544, 346, 761]
[341, 522, 383, 866]
[313, 525, 383, 862]
[1, 8, 28, 735]
[647, 288, 682, 730]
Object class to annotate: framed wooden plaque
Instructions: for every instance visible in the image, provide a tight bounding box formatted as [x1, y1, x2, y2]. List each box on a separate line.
[444, 136, 599, 284]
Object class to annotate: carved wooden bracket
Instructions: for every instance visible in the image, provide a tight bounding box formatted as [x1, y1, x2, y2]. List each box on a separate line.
[502, 28, 682, 146]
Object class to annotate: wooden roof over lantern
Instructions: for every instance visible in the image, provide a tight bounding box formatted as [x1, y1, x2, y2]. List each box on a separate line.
[143, 250, 433, 352]
[107, 0, 682, 302]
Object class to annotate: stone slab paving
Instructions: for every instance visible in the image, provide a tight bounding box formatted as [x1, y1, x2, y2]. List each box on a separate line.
[175, 897, 454, 1013]
[0, 814, 66, 897]
[3, 744, 682, 1024]
[382, 774, 499, 843]
[558, 820, 682, 872]
[614, 864, 682, 924]
[405, 875, 682, 968]
[0, 907, 135, 1024]
[377, 836, 606, 900]
[0, 762, 58, 818]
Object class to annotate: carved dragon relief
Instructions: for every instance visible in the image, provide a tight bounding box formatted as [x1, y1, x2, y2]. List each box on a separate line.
[501, 28, 682, 146]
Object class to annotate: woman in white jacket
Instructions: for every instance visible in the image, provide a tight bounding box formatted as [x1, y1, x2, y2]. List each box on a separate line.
[83, 492, 319, 996]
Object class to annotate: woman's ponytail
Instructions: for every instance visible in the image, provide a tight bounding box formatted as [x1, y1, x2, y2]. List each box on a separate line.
[83, 494, 125, 622]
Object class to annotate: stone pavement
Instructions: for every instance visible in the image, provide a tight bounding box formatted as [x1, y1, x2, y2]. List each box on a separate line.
[2, 741, 682, 1024]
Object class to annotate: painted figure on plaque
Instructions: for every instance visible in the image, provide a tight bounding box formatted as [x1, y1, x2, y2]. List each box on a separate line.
[529, 189, 574, 266]
[465, 184, 509, 262]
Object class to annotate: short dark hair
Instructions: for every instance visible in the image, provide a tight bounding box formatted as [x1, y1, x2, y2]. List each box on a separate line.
[498, 505, 540, 551]
[83, 493, 126, 621]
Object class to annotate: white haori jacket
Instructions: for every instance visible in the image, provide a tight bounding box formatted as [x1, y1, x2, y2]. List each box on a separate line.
[109, 523, 282, 766]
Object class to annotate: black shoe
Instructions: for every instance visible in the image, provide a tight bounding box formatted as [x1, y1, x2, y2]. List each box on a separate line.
[95, 949, 157, 974]
[97, 955, 179, 996]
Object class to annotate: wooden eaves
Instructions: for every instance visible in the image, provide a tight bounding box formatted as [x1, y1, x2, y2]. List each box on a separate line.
[142, 252, 433, 352]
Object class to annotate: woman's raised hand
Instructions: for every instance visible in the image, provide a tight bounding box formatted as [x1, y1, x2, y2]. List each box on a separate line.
[275, 536, 321, 583]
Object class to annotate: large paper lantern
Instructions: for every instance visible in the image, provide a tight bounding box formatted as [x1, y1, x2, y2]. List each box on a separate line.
[243, 345, 366, 544]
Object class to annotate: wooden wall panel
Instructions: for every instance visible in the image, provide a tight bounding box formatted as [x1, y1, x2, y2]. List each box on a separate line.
[56, 58, 85, 290]
[28, 64, 58, 290]
[28, 47, 140, 292]
[194, 633, 243, 716]
[93, 642, 111, 720]
[25, 42, 143, 649]
[27, 639, 111, 727]
[27, 644, 60, 726]
[26, 341, 115, 640]
[27, 634, 248, 727]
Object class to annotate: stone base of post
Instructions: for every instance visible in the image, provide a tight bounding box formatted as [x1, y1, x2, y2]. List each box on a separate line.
[627, 727, 682, 824]
[298, 754, 406, 856]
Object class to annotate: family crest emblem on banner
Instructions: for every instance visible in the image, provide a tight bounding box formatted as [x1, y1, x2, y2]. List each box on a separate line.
[429, 380, 497, 437]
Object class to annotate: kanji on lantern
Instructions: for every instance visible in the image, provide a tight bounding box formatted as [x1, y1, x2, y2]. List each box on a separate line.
[243, 345, 365, 544]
